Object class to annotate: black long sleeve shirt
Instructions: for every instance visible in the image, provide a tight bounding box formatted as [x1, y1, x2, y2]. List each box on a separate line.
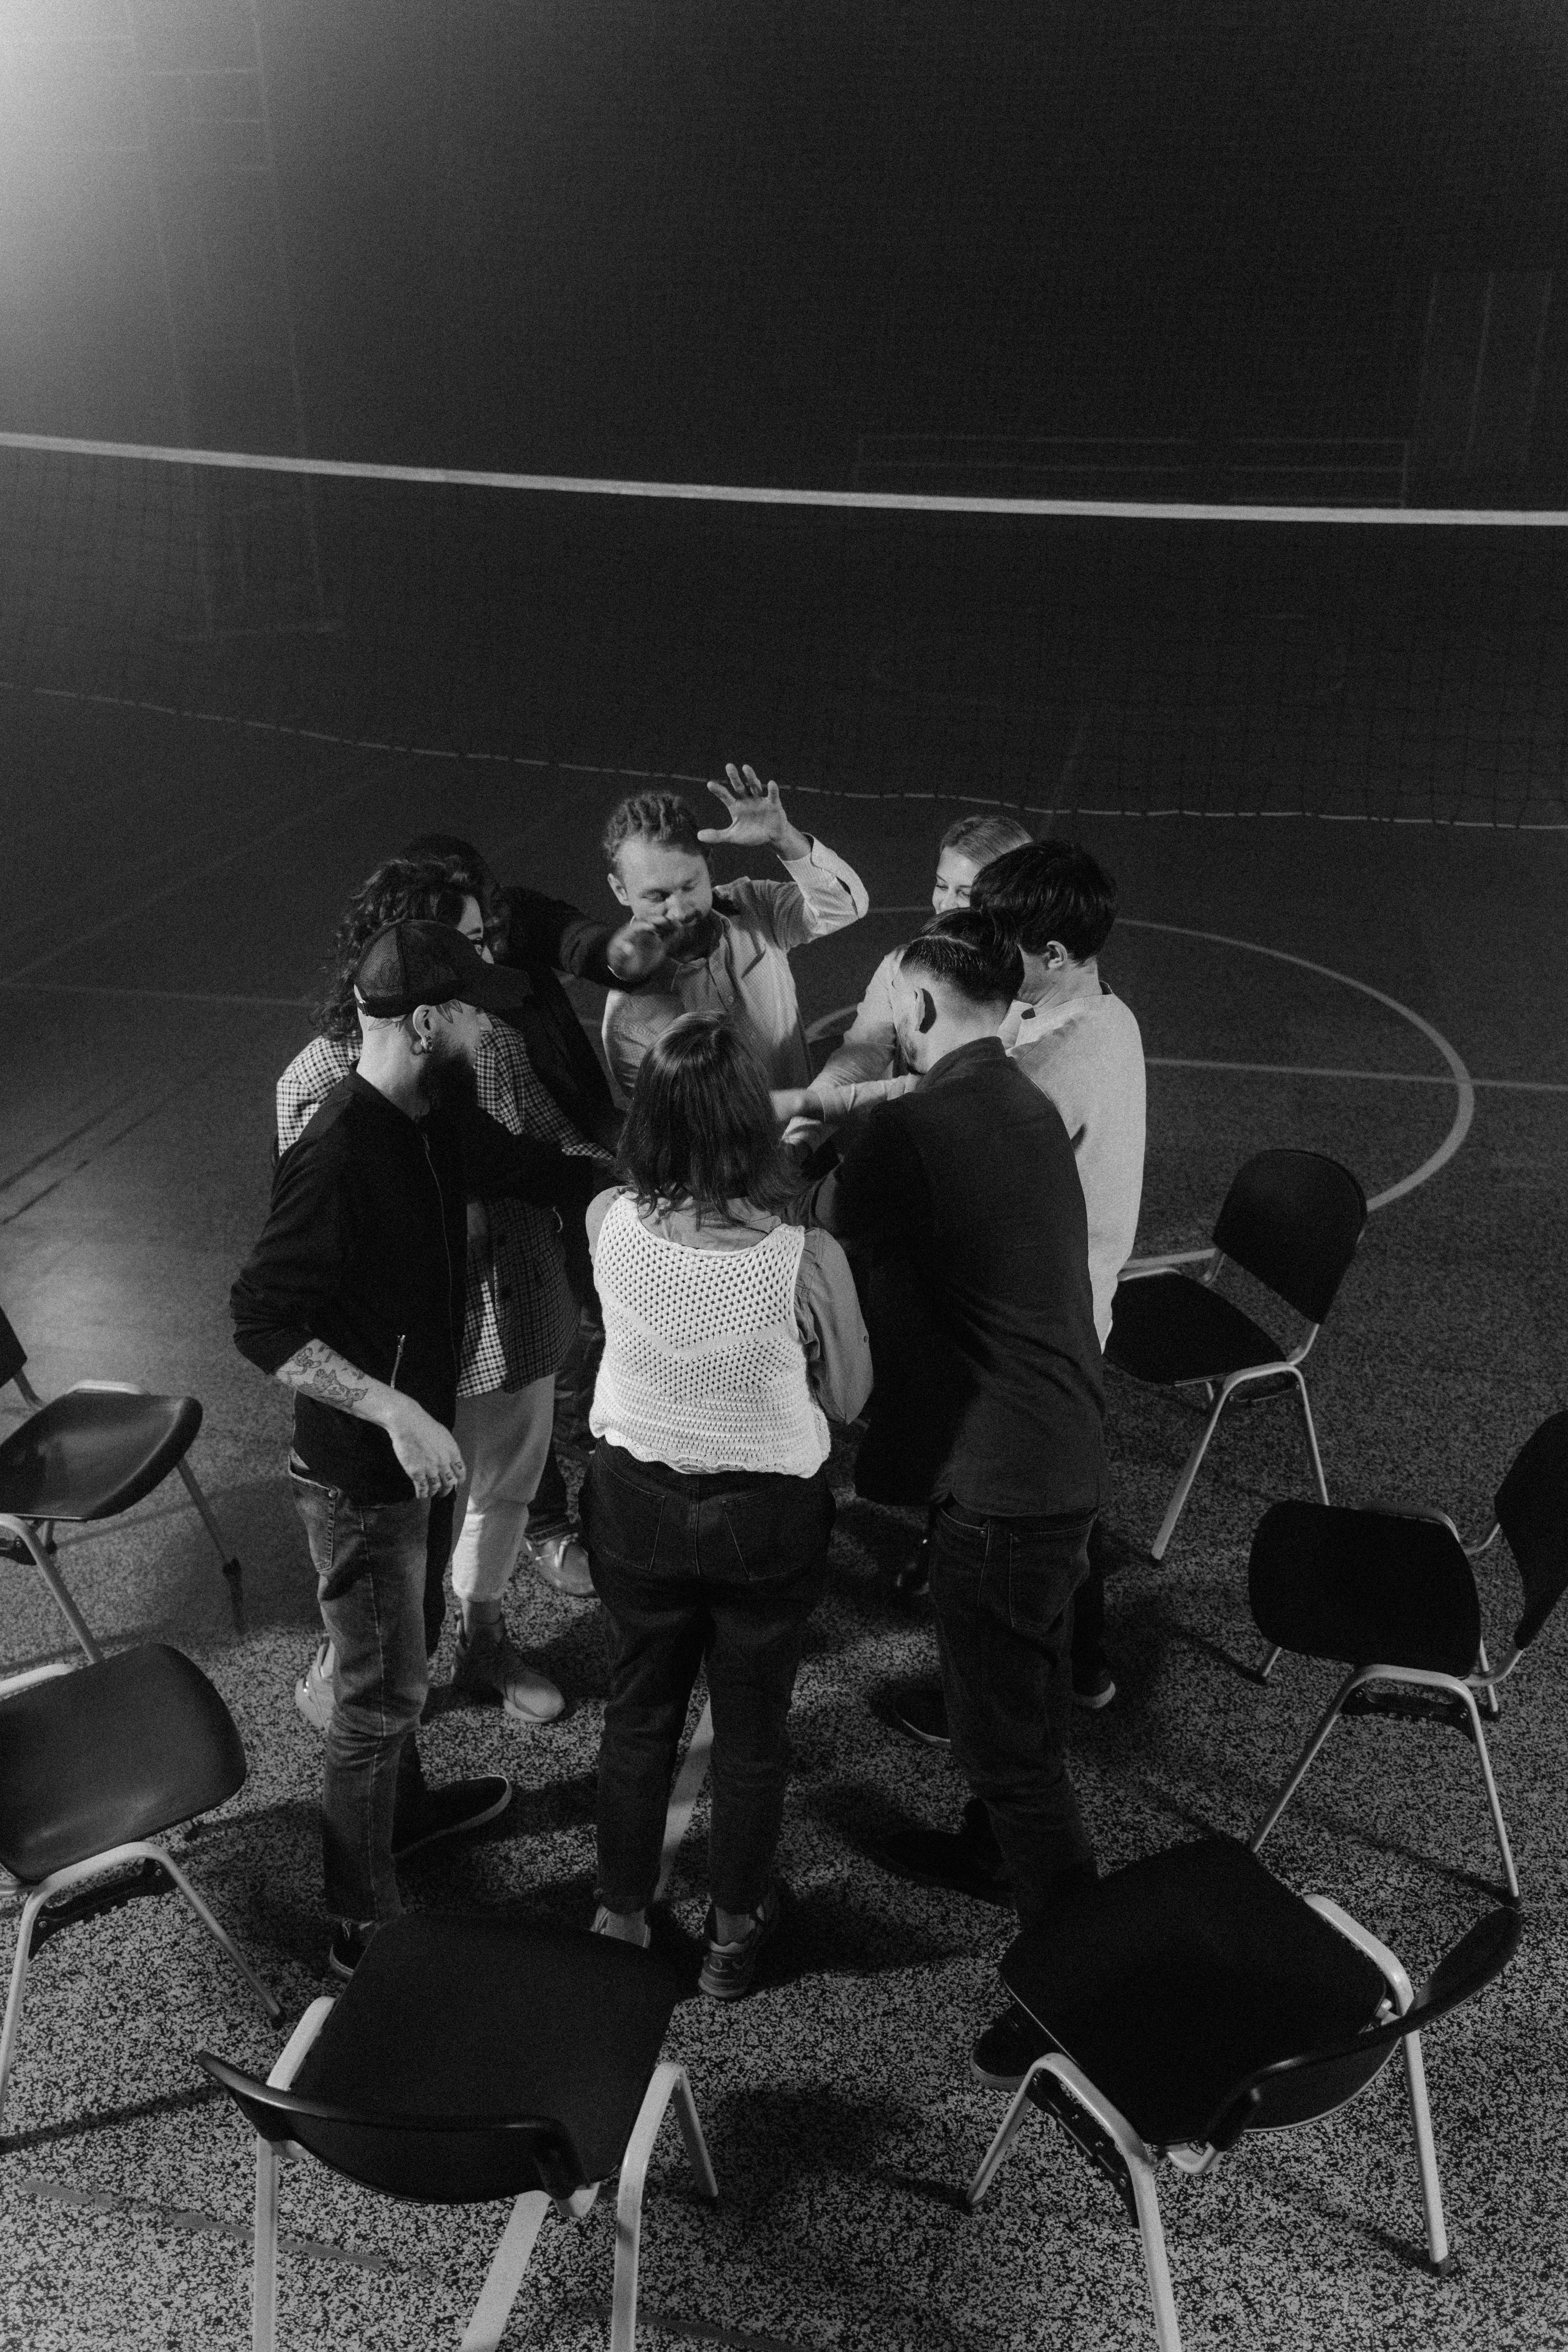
[813, 1036, 1104, 1519]
[231, 1072, 602, 1501]
[493, 887, 633, 1155]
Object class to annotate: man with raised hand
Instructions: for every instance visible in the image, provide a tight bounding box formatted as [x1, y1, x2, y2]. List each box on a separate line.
[600, 762, 868, 1095]
[231, 920, 543, 1980]
[808, 910, 1105, 2087]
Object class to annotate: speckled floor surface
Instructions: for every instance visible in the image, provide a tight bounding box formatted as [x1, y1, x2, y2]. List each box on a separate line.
[2, 728, 1566, 2350]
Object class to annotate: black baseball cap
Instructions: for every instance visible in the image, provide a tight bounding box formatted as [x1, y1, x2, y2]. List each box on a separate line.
[353, 920, 532, 1018]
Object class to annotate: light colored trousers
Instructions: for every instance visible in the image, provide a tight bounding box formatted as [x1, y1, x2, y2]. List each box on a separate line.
[450, 1377, 557, 1605]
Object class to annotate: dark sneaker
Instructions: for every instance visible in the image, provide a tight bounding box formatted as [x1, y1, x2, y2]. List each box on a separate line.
[328, 1920, 375, 1980]
[893, 1682, 949, 1747]
[392, 1776, 513, 1860]
[1073, 1670, 1117, 1711]
[971, 2002, 1051, 2091]
[872, 1824, 1013, 1905]
[451, 1622, 565, 1723]
[698, 1883, 785, 2001]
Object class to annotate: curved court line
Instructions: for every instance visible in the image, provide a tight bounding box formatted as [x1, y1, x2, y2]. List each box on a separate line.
[5, 431, 1568, 528]
[1118, 918, 1474, 1211]
[807, 917, 1475, 1213]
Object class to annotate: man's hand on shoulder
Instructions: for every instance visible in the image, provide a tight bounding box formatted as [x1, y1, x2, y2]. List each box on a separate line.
[698, 761, 812, 862]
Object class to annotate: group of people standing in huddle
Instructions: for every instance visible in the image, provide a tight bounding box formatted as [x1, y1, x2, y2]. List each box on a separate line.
[230, 759, 1146, 2078]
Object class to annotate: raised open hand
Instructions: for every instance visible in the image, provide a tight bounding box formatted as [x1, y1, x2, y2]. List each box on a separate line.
[697, 762, 808, 857]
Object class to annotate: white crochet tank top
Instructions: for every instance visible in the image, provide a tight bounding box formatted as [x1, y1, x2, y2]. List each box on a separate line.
[590, 1194, 829, 1477]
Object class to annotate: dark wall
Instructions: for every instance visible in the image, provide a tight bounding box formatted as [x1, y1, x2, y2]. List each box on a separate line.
[4, 0, 1566, 479]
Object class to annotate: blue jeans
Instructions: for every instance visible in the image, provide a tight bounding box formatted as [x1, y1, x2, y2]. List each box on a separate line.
[928, 1496, 1096, 1927]
[582, 1441, 832, 1916]
[289, 1466, 430, 1926]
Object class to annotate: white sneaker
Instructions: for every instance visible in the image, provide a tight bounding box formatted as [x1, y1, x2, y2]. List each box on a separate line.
[521, 1529, 595, 1599]
[295, 1639, 335, 1734]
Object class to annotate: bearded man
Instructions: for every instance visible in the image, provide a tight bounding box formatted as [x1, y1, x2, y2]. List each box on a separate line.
[232, 920, 564, 1976]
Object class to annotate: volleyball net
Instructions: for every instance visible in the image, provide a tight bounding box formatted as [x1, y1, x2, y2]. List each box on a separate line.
[2, 432, 1566, 828]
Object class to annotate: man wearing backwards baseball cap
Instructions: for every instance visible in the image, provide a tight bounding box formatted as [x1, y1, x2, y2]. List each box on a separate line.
[232, 919, 576, 1977]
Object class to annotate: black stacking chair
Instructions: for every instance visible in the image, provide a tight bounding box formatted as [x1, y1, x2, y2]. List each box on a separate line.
[0, 1643, 281, 2135]
[1248, 1412, 1568, 1903]
[1106, 1151, 1367, 1560]
[0, 1303, 243, 1659]
[198, 1914, 718, 2352]
[965, 1839, 1520, 2352]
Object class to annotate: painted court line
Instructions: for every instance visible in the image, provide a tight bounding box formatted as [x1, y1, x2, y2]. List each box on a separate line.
[14, 2173, 393, 2273]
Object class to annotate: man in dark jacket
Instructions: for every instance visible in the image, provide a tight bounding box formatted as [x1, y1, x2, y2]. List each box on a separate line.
[812, 911, 1104, 2084]
[231, 921, 596, 1976]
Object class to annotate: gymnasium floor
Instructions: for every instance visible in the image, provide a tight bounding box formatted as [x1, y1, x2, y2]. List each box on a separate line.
[2, 687, 1567, 2350]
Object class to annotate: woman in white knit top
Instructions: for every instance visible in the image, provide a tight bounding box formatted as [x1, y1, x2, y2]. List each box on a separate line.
[583, 1013, 871, 1998]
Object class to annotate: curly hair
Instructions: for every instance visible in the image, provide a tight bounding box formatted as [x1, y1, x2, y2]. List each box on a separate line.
[313, 856, 474, 1040]
[601, 791, 705, 870]
[398, 831, 509, 954]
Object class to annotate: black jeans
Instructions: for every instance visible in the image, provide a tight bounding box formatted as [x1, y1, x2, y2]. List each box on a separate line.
[582, 1440, 833, 1916]
[928, 1495, 1096, 1928]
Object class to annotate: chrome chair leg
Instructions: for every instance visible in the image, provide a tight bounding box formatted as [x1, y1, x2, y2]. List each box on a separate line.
[1399, 2027, 1452, 2274]
[459, 2190, 551, 2352]
[142, 1842, 283, 2022]
[174, 1460, 245, 1630]
[612, 2060, 718, 2352]
[1290, 1371, 1329, 1505]
[1452, 1688, 1521, 1903]
[1249, 1666, 1364, 1852]
[1129, 2149, 1183, 2352]
[0, 1883, 50, 2135]
[1151, 1387, 1232, 1561]
[0, 1515, 102, 1665]
[1256, 1642, 1284, 1684]
[252, 2136, 283, 2352]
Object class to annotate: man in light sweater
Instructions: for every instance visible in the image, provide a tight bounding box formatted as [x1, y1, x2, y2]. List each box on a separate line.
[600, 765, 868, 1096]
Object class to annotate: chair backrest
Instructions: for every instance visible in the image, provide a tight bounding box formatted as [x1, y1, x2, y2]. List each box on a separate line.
[1494, 1411, 1568, 1650]
[196, 2054, 590, 2205]
[1205, 1904, 1522, 2148]
[1212, 1150, 1368, 1325]
[1248, 1500, 1481, 1676]
[0, 1306, 27, 1396]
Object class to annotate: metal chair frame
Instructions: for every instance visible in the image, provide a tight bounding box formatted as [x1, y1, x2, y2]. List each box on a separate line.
[1114, 1247, 1329, 1563]
[0, 1834, 281, 2136]
[967, 1897, 1454, 2352]
[1251, 1506, 1524, 1901]
[221, 1999, 718, 2352]
[0, 1370, 243, 1663]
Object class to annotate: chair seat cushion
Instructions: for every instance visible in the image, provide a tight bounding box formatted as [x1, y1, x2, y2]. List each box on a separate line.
[0, 1644, 247, 1880]
[1107, 1273, 1288, 1386]
[1001, 1839, 1387, 2147]
[0, 1390, 202, 1523]
[294, 1914, 683, 2193]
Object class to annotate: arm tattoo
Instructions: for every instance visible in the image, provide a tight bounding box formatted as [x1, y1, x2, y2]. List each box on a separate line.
[279, 1339, 371, 1414]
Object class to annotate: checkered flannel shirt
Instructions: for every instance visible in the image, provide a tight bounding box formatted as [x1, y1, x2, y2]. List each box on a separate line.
[275, 1027, 601, 1397]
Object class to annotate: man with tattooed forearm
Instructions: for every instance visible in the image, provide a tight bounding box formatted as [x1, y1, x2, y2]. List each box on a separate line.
[230, 918, 584, 1978]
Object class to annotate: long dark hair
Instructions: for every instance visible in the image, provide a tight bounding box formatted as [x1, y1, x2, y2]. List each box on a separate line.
[313, 856, 473, 1040]
[617, 1014, 797, 1221]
